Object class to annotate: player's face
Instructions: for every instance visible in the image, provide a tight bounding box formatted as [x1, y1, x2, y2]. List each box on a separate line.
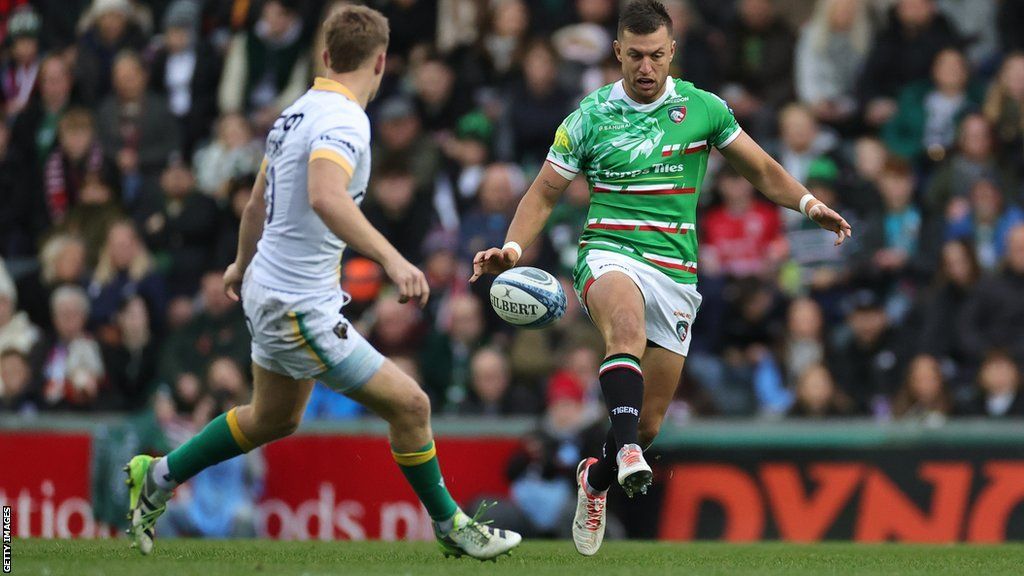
[614, 26, 675, 103]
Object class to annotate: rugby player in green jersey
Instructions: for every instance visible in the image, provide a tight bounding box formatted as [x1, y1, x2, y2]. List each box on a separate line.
[470, 0, 852, 556]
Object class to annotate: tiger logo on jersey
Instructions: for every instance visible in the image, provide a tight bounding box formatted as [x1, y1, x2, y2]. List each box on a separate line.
[668, 106, 686, 124]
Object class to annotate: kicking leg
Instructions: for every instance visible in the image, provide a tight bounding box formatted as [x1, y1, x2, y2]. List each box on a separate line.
[348, 359, 521, 560]
[126, 364, 312, 555]
[581, 272, 650, 496]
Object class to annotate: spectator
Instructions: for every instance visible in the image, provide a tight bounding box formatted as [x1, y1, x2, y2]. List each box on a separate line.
[859, 0, 960, 128]
[16, 234, 88, 331]
[412, 55, 470, 134]
[780, 297, 826, 389]
[371, 97, 441, 194]
[829, 289, 906, 415]
[0, 260, 40, 355]
[138, 159, 220, 296]
[0, 349, 37, 414]
[436, 111, 494, 228]
[945, 179, 1024, 272]
[39, 107, 119, 232]
[97, 50, 181, 206]
[912, 239, 980, 367]
[662, 0, 719, 92]
[74, 0, 147, 104]
[362, 159, 437, 265]
[967, 351, 1024, 417]
[476, 0, 530, 85]
[459, 163, 521, 263]
[722, 0, 796, 134]
[1, 6, 41, 119]
[925, 113, 1015, 215]
[958, 225, 1024, 367]
[213, 175, 255, 269]
[857, 157, 925, 281]
[158, 270, 250, 385]
[37, 285, 106, 410]
[883, 47, 983, 162]
[892, 354, 952, 421]
[147, 0, 222, 157]
[191, 114, 262, 199]
[774, 103, 839, 186]
[935, 0, 997, 67]
[421, 293, 487, 410]
[701, 165, 786, 279]
[787, 363, 852, 418]
[218, 0, 309, 130]
[503, 39, 574, 167]
[366, 290, 428, 354]
[843, 136, 886, 218]
[87, 220, 167, 338]
[795, 0, 873, 128]
[9, 54, 72, 171]
[459, 347, 539, 415]
[982, 53, 1024, 168]
[100, 295, 158, 411]
[0, 122, 35, 257]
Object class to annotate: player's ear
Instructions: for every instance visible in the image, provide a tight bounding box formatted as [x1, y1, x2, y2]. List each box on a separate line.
[670, 40, 676, 58]
[374, 50, 386, 76]
[613, 39, 622, 62]
[322, 48, 330, 71]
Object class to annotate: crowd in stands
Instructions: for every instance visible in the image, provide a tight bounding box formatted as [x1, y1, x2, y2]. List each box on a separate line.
[3, 0, 1024, 474]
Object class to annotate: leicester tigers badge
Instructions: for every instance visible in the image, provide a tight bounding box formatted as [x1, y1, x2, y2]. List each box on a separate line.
[668, 106, 686, 124]
[333, 321, 349, 339]
[676, 320, 690, 342]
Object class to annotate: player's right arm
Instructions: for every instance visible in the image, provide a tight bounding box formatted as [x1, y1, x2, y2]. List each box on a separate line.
[469, 162, 571, 281]
[224, 162, 268, 301]
[307, 158, 429, 306]
[470, 110, 582, 282]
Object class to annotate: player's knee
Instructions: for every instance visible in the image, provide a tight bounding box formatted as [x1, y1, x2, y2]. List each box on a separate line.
[401, 386, 431, 426]
[638, 416, 663, 448]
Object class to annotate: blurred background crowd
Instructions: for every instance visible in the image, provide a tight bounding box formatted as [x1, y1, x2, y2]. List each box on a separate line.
[3, 0, 1024, 534]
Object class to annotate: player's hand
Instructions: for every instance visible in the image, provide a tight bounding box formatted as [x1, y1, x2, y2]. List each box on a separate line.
[224, 262, 244, 302]
[469, 247, 520, 282]
[809, 204, 853, 246]
[384, 256, 430, 307]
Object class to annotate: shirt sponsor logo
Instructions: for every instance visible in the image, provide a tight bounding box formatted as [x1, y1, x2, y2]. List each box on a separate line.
[553, 126, 572, 153]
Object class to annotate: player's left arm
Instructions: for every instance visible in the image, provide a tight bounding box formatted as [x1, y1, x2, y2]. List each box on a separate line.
[224, 161, 268, 301]
[720, 132, 853, 246]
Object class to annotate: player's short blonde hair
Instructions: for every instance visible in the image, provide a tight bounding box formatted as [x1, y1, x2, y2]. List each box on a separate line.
[323, 5, 389, 73]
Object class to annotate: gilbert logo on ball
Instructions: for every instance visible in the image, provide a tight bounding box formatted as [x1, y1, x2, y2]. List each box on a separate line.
[489, 267, 566, 329]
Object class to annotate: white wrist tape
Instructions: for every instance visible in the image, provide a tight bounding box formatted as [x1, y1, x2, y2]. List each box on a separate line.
[799, 193, 819, 217]
[502, 241, 523, 260]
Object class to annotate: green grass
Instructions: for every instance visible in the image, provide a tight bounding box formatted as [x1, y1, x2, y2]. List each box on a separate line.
[12, 539, 1024, 576]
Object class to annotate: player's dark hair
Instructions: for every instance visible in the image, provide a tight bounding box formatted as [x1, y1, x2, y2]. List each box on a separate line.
[618, 0, 673, 38]
[323, 5, 390, 73]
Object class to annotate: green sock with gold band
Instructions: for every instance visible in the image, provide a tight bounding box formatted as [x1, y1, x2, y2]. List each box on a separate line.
[165, 407, 254, 483]
[392, 441, 459, 522]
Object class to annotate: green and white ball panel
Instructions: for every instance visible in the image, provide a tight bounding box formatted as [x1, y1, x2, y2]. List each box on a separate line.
[489, 267, 567, 328]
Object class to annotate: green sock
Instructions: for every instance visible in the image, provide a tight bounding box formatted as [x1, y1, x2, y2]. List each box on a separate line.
[166, 407, 254, 483]
[392, 441, 459, 522]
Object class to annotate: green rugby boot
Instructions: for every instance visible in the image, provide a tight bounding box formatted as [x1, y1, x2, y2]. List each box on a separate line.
[124, 455, 171, 555]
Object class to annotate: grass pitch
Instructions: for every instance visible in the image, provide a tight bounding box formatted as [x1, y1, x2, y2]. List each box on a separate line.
[13, 538, 1024, 576]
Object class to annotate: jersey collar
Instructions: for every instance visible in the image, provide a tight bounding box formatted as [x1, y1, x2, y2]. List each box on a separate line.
[312, 77, 357, 102]
[611, 76, 677, 112]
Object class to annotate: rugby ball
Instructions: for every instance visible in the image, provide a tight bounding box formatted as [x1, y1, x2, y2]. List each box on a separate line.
[489, 267, 566, 329]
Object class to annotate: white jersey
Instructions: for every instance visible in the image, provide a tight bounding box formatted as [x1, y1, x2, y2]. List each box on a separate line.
[249, 77, 371, 293]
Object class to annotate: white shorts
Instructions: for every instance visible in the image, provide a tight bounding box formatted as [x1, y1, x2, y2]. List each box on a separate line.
[574, 250, 703, 356]
[241, 273, 383, 393]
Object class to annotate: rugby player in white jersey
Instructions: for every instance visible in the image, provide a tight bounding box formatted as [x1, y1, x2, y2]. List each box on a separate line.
[124, 5, 521, 560]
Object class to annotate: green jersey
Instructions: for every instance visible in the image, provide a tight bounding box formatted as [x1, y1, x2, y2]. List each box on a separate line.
[546, 77, 741, 284]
